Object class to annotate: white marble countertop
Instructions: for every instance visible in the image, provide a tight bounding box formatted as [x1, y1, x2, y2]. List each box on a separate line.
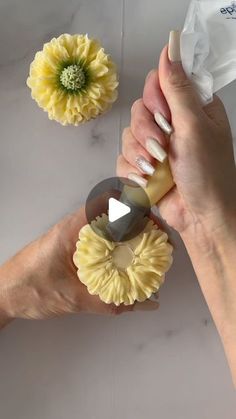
[0, 0, 235, 418]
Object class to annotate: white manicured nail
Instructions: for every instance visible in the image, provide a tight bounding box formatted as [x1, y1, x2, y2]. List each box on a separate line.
[128, 173, 148, 188]
[146, 137, 167, 163]
[133, 300, 159, 311]
[135, 155, 155, 176]
[168, 30, 181, 63]
[154, 112, 173, 135]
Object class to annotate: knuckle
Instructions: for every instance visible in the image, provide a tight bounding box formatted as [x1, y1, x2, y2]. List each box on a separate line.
[145, 68, 156, 83]
[168, 70, 192, 91]
[116, 154, 123, 168]
[121, 139, 126, 155]
[116, 154, 123, 164]
[116, 155, 124, 176]
[131, 98, 143, 115]
[122, 126, 131, 143]
[131, 116, 145, 139]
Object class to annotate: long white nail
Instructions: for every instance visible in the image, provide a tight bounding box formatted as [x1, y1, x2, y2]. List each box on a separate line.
[135, 155, 155, 176]
[128, 173, 148, 188]
[146, 137, 167, 163]
[154, 112, 173, 135]
[133, 300, 159, 311]
[168, 30, 181, 63]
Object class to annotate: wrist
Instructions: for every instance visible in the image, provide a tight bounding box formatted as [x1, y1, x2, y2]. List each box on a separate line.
[0, 240, 40, 321]
[181, 205, 236, 335]
[181, 200, 236, 254]
[0, 268, 13, 327]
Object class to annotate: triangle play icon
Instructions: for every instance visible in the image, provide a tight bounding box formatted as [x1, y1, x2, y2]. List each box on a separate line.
[108, 198, 131, 223]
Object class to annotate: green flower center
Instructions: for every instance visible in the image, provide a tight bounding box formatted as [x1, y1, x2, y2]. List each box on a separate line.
[60, 64, 86, 91]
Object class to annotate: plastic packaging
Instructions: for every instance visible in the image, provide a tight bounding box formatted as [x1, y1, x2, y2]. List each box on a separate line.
[181, 0, 236, 104]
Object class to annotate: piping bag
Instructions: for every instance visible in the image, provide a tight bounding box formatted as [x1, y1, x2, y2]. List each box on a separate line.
[180, 0, 236, 105]
[106, 159, 174, 242]
[107, 0, 236, 241]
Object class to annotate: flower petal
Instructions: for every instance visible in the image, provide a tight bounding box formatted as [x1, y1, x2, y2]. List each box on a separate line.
[27, 34, 119, 126]
[73, 214, 173, 306]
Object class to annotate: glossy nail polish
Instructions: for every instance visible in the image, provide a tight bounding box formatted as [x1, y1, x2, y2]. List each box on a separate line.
[168, 30, 181, 63]
[128, 173, 148, 189]
[154, 112, 173, 135]
[146, 137, 167, 163]
[135, 155, 155, 176]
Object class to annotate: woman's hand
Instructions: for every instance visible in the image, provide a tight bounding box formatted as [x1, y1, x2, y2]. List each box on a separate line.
[117, 42, 236, 237]
[0, 207, 159, 327]
[117, 31, 236, 385]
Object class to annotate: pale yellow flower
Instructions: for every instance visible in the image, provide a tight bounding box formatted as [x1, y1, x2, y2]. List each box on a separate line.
[73, 214, 173, 306]
[27, 34, 119, 126]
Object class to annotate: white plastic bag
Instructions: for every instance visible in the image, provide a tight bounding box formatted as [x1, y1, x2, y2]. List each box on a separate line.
[181, 0, 236, 104]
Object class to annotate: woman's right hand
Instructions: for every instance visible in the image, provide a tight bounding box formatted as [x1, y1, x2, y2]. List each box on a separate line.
[117, 36, 236, 238]
[117, 31, 236, 386]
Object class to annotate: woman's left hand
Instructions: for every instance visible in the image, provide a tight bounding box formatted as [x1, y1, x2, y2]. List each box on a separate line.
[0, 207, 159, 327]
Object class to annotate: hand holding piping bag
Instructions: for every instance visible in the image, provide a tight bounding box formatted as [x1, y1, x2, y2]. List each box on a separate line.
[117, 39, 177, 208]
[117, 31, 236, 385]
[117, 31, 236, 234]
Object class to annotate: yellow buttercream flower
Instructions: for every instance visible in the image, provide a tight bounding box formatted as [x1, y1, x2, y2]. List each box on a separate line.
[73, 214, 173, 306]
[27, 34, 119, 126]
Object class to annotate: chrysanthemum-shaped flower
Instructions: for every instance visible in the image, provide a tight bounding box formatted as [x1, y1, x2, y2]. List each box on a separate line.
[27, 34, 119, 126]
[73, 214, 173, 306]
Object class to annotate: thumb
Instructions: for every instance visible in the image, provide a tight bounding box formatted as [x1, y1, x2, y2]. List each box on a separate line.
[159, 31, 203, 123]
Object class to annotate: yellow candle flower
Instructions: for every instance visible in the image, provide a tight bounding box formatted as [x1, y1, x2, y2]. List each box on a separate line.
[27, 34, 119, 126]
[73, 214, 173, 306]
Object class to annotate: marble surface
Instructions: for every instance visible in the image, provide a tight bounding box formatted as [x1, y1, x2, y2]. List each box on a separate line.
[0, 1, 235, 418]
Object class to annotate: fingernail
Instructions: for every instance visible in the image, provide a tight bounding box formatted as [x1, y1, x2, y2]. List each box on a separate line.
[128, 173, 148, 189]
[146, 137, 167, 163]
[154, 112, 173, 135]
[133, 300, 159, 311]
[135, 155, 155, 176]
[168, 30, 181, 63]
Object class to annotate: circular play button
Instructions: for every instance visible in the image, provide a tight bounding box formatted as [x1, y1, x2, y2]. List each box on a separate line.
[85, 177, 151, 242]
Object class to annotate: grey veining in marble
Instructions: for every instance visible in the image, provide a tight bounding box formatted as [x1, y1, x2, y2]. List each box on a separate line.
[0, 1, 236, 419]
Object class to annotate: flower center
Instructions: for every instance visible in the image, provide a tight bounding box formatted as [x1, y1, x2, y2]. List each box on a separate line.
[111, 244, 134, 271]
[60, 64, 86, 91]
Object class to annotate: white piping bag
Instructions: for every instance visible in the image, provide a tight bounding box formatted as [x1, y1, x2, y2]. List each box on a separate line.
[181, 0, 236, 104]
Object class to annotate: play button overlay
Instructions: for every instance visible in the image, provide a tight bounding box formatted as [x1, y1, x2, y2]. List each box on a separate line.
[108, 198, 131, 222]
[85, 177, 151, 242]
